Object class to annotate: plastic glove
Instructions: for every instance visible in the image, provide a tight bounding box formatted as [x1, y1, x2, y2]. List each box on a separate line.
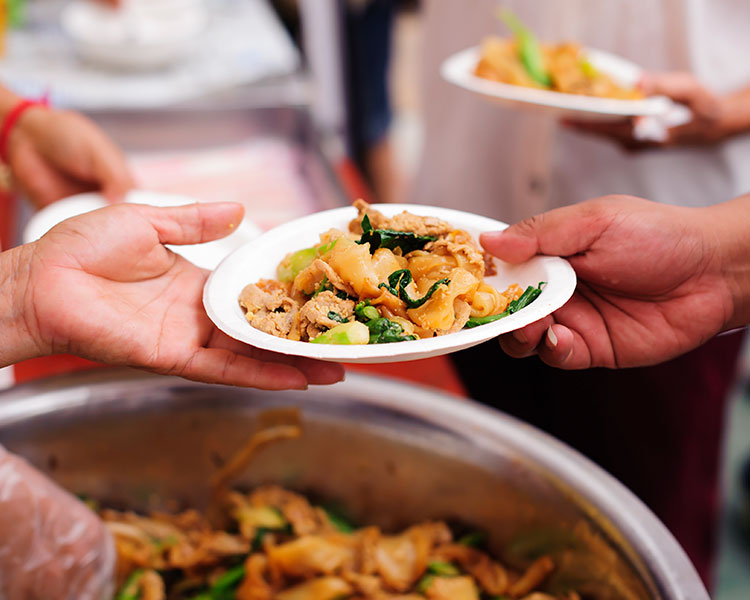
[0, 445, 115, 600]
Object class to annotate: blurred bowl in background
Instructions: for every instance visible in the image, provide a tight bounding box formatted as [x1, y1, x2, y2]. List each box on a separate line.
[23, 190, 262, 270]
[60, 0, 207, 71]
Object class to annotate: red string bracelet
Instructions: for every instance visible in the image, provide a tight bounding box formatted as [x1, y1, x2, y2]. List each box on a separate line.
[0, 97, 49, 164]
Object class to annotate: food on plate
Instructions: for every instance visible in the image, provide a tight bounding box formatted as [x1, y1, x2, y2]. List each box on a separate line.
[238, 200, 544, 345]
[474, 10, 643, 100]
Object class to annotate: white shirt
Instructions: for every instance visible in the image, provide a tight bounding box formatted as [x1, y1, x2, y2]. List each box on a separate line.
[413, 0, 750, 224]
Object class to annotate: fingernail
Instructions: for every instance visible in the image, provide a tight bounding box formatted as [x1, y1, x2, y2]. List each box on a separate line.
[546, 326, 558, 347]
[513, 329, 527, 344]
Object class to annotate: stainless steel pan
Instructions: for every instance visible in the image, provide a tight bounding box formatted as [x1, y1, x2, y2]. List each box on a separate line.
[0, 369, 708, 599]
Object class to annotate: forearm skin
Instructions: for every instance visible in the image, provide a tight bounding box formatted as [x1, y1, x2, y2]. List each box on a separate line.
[0, 243, 42, 368]
[719, 85, 750, 137]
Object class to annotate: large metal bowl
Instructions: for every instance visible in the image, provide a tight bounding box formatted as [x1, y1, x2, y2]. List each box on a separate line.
[0, 369, 707, 599]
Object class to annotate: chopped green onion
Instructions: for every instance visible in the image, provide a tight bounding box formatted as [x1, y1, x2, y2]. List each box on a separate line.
[310, 321, 370, 345]
[498, 9, 551, 87]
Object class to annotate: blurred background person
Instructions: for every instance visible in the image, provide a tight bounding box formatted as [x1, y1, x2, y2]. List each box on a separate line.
[399, 0, 750, 585]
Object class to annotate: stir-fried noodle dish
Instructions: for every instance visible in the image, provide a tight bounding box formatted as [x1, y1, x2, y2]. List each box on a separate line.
[474, 11, 643, 100]
[103, 413, 585, 600]
[238, 201, 543, 345]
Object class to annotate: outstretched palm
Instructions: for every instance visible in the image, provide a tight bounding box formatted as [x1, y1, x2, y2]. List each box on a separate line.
[23, 203, 343, 388]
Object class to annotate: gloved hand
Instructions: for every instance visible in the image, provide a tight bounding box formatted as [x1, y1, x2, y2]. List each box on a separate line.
[0, 445, 115, 600]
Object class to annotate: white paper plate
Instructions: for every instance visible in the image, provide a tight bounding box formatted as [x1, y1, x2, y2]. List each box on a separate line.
[204, 204, 577, 364]
[441, 45, 673, 120]
[23, 190, 262, 270]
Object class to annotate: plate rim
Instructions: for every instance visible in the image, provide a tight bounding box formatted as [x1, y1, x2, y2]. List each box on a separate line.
[203, 204, 577, 364]
[441, 45, 672, 117]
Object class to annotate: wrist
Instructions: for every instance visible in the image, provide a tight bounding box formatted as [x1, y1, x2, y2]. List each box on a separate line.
[2, 100, 49, 165]
[0, 87, 23, 118]
[703, 195, 750, 329]
[0, 243, 46, 367]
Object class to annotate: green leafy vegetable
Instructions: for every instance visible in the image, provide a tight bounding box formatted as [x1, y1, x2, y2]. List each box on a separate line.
[152, 534, 178, 552]
[251, 527, 271, 552]
[310, 321, 370, 345]
[207, 564, 246, 597]
[366, 317, 417, 344]
[416, 574, 435, 594]
[499, 9, 551, 87]
[116, 569, 144, 600]
[357, 214, 437, 255]
[327, 311, 348, 324]
[427, 561, 461, 576]
[353, 301, 415, 343]
[464, 282, 545, 329]
[322, 506, 356, 533]
[313, 276, 333, 297]
[378, 269, 450, 309]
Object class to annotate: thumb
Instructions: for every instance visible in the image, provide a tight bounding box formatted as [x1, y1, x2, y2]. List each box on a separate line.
[480, 199, 617, 263]
[142, 202, 245, 246]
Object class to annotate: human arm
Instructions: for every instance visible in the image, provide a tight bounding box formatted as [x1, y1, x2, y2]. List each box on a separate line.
[0, 444, 115, 600]
[480, 194, 750, 369]
[566, 72, 750, 150]
[0, 201, 344, 389]
[0, 85, 134, 208]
